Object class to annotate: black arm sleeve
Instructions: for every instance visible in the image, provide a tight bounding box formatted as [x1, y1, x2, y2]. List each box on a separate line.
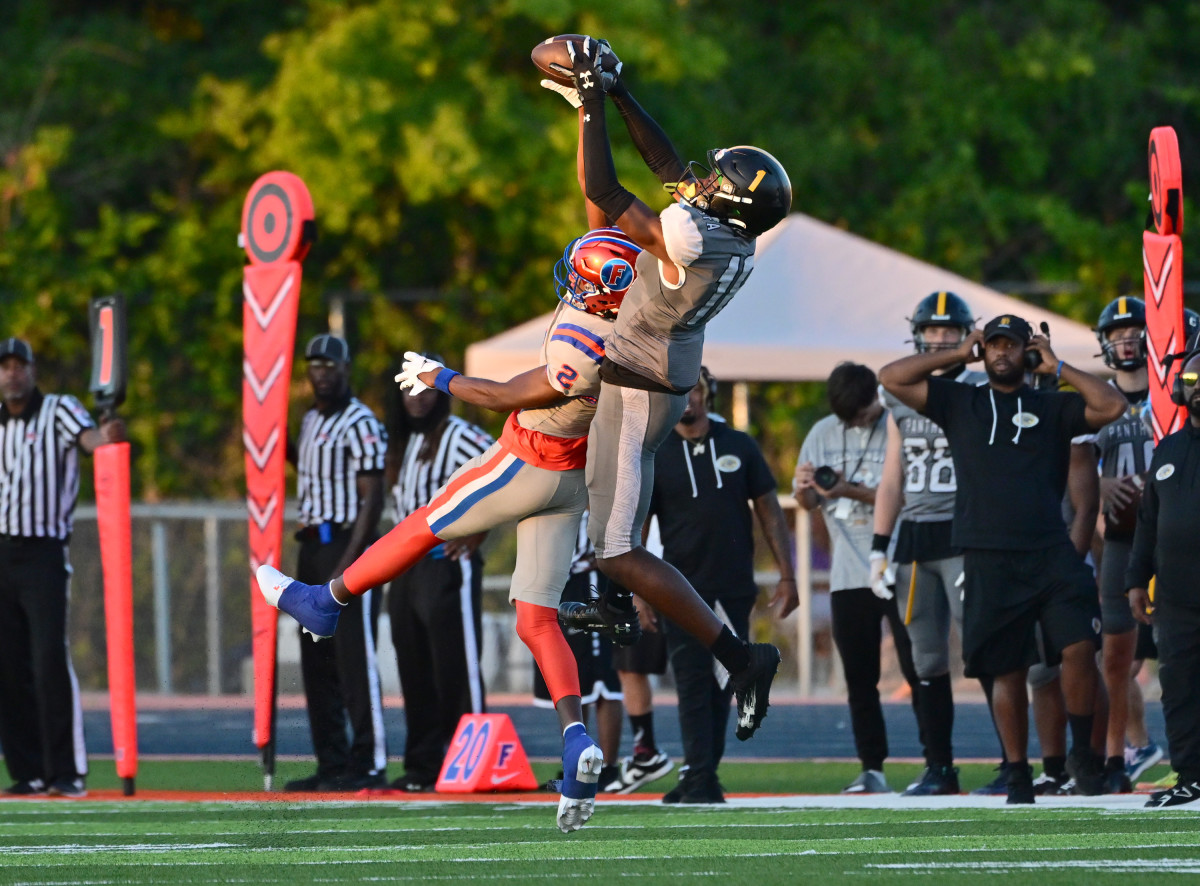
[611, 92, 686, 184]
[581, 96, 637, 222]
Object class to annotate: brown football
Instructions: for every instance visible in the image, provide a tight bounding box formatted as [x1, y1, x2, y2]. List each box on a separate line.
[531, 34, 621, 87]
[1105, 474, 1145, 535]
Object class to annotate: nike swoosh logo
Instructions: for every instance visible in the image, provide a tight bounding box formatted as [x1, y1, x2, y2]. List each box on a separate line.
[491, 772, 521, 786]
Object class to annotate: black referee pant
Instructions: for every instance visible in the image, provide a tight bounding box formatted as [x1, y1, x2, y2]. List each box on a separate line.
[664, 592, 755, 782]
[0, 536, 86, 786]
[830, 587, 922, 772]
[389, 550, 485, 787]
[297, 531, 387, 781]
[1154, 600, 1200, 784]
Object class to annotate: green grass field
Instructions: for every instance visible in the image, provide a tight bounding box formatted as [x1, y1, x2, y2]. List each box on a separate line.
[1, 761, 1194, 885]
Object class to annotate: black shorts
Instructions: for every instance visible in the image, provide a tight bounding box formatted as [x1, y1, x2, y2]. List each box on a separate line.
[611, 615, 669, 675]
[532, 571, 621, 707]
[1135, 620, 1159, 661]
[962, 543, 1102, 679]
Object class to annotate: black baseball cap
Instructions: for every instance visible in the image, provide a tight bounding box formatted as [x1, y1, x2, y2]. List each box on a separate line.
[982, 314, 1033, 345]
[304, 333, 350, 363]
[0, 337, 34, 363]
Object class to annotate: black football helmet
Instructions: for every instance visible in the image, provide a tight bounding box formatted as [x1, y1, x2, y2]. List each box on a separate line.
[1095, 296, 1147, 370]
[666, 146, 792, 237]
[908, 291, 973, 352]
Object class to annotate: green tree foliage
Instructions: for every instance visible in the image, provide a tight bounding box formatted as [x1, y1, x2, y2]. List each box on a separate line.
[3, 0, 1200, 496]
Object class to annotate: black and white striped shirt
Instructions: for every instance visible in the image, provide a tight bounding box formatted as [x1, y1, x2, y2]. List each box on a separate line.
[391, 415, 493, 521]
[0, 390, 95, 539]
[297, 397, 387, 527]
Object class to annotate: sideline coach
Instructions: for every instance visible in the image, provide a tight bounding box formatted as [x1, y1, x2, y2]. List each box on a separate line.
[1128, 350, 1200, 808]
[880, 315, 1125, 803]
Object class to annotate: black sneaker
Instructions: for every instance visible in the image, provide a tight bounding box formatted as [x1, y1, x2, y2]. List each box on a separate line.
[901, 765, 961, 796]
[389, 776, 436, 793]
[729, 643, 781, 741]
[1032, 771, 1071, 796]
[604, 750, 674, 794]
[321, 772, 387, 791]
[47, 778, 86, 799]
[557, 590, 641, 646]
[970, 765, 1008, 796]
[3, 778, 47, 796]
[1145, 780, 1200, 808]
[1104, 759, 1132, 795]
[1006, 763, 1035, 805]
[596, 765, 622, 793]
[1066, 747, 1105, 796]
[284, 772, 328, 792]
[661, 770, 725, 805]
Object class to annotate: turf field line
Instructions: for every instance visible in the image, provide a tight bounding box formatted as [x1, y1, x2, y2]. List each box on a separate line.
[6, 838, 1200, 866]
[867, 858, 1200, 872]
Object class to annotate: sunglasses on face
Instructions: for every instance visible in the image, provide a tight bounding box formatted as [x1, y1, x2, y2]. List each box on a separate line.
[1181, 372, 1199, 388]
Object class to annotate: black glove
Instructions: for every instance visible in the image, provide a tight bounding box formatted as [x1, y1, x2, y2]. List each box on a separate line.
[549, 36, 606, 103]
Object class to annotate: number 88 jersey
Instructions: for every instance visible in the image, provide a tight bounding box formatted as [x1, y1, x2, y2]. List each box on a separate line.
[882, 368, 987, 523]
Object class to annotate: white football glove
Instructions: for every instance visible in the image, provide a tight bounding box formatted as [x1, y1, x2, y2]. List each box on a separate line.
[869, 551, 894, 601]
[540, 78, 581, 109]
[394, 351, 444, 397]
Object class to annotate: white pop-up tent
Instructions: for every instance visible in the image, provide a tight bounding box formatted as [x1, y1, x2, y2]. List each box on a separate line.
[466, 213, 1106, 382]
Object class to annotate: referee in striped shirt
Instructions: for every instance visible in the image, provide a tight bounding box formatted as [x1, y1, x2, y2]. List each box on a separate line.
[286, 334, 389, 792]
[385, 369, 493, 791]
[0, 337, 125, 799]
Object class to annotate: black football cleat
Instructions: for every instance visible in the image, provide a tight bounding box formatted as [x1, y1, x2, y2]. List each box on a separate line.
[558, 591, 642, 646]
[729, 643, 781, 741]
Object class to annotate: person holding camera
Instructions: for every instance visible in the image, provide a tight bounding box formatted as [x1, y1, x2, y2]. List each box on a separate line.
[879, 314, 1126, 804]
[795, 362, 921, 794]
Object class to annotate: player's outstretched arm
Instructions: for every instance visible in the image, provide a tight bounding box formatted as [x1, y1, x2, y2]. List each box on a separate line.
[562, 38, 674, 267]
[437, 366, 566, 412]
[396, 353, 565, 413]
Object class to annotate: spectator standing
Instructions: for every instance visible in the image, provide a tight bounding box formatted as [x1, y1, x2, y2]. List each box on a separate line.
[796, 362, 921, 794]
[649, 367, 798, 803]
[0, 337, 125, 799]
[880, 314, 1126, 803]
[285, 334, 388, 792]
[385, 370, 493, 792]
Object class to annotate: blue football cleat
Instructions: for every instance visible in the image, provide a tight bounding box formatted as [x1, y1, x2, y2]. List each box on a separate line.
[256, 564, 344, 640]
[557, 723, 604, 833]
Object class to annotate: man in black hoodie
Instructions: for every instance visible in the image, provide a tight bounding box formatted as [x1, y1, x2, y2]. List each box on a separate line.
[647, 368, 797, 803]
